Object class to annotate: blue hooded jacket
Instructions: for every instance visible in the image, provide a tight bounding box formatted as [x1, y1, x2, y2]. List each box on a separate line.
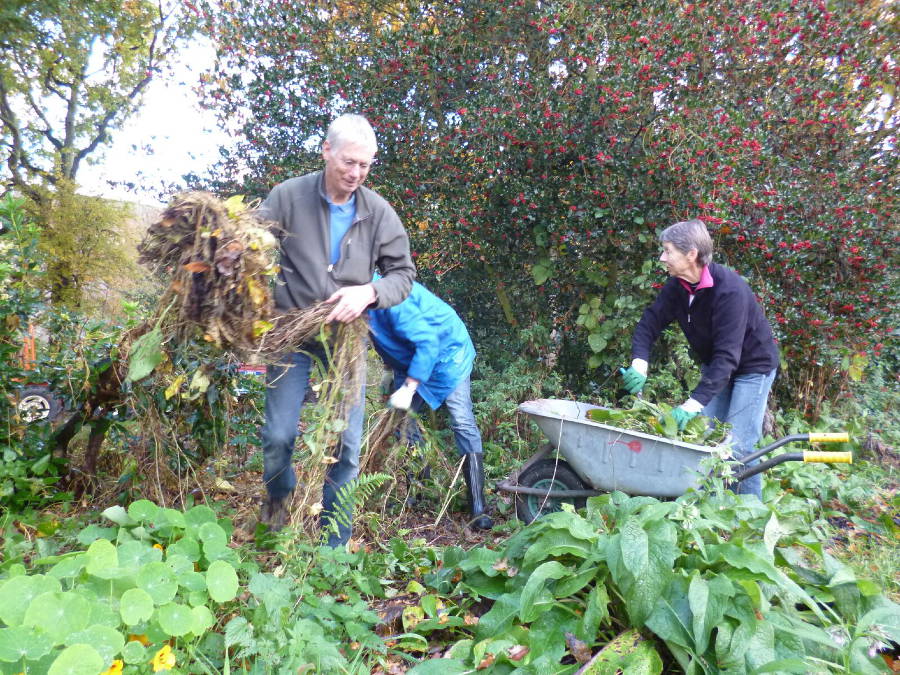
[368, 282, 475, 410]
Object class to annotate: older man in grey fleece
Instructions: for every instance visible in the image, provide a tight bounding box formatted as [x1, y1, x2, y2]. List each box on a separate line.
[257, 113, 415, 546]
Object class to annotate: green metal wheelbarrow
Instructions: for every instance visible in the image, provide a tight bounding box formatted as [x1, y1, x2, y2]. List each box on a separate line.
[498, 399, 852, 523]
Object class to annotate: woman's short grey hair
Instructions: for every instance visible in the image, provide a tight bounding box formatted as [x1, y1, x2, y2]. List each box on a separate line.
[660, 219, 714, 266]
[325, 114, 378, 154]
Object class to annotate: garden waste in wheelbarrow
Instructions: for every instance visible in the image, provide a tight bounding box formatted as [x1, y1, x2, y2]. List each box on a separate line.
[499, 398, 852, 523]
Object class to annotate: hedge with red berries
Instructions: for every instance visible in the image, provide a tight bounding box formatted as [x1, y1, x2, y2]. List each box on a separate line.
[194, 0, 898, 416]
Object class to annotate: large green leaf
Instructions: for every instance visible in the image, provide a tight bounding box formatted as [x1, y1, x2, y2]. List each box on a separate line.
[521, 530, 595, 569]
[619, 517, 649, 575]
[157, 602, 195, 637]
[519, 561, 569, 623]
[128, 499, 160, 523]
[0, 625, 54, 662]
[23, 592, 91, 644]
[126, 326, 164, 382]
[0, 574, 61, 626]
[64, 626, 124, 664]
[580, 629, 663, 675]
[474, 593, 521, 641]
[47, 643, 104, 675]
[206, 559, 239, 603]
[120, 588, 155, 625]
[136, 562, 178, 605]
[85, 539, 118, 577]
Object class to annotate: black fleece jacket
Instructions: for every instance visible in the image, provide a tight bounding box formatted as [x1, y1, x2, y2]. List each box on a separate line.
[631, 263, 779, 406]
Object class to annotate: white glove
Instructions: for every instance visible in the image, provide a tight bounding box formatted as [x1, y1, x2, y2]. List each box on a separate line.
[388, 382, 418, 411]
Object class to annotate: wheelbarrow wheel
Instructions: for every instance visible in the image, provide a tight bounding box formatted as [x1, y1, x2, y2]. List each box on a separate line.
[514, 458, 588, 524]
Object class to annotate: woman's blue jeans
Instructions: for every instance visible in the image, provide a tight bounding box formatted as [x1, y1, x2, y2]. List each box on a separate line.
[702, 368, 777, 498]
[261, 348, 365, 546]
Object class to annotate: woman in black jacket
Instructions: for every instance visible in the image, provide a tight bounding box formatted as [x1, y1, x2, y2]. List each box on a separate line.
[620, 219, 779, 497]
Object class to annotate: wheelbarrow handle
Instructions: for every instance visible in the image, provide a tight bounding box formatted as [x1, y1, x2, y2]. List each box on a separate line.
[738, 432, 849, 466]
[802, 450, 853, 464]
[734, 450, 853, 482]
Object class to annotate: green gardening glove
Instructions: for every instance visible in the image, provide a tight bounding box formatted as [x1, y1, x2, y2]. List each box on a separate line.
[670, 406, 698, 431]
[619, 366, 647, 394]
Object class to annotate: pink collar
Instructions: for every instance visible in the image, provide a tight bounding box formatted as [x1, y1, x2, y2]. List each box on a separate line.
[678, 265, 713, 293]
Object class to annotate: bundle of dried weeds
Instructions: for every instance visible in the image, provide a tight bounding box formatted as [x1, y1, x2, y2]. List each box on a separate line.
[137, 191, 278, 351]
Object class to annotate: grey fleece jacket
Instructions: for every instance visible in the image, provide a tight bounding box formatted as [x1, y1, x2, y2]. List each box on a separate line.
[257, 171, 415, 312]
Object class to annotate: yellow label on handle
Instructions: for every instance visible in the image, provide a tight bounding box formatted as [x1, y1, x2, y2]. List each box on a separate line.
[808, 432, 850, 443]
[803, 451, 853, 464]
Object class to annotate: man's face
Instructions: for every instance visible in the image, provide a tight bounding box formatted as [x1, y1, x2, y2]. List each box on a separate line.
[322, 140, 375, 202]
[659, 241, 697, 279]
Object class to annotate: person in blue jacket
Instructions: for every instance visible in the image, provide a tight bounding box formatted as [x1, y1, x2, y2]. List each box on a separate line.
[368, 281, 493, 529]
[620, 219, 779, 498]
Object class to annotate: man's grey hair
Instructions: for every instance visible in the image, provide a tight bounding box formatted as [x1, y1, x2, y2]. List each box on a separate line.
[324, 113, 378, 154]
[660, 219, 714, 266]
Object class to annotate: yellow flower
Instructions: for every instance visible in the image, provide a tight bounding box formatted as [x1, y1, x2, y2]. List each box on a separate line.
[128, 633, 150, 646]
[101, 660, 124, 675]
[150, 644, 176, 672]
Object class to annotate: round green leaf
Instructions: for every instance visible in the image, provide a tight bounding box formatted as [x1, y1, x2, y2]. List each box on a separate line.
[184, 505, 216, 528]
[23, 592, 90, 644]
[157, 602, 195, 637]
[136, 562, 178, 605]
[48, 643, 104, 675]
[160, 508, 187, 529]
[65, 626, 124, 664]
[0, 625, 54, 662]
[120, 588, 155, 625]
[128, 499, 160, 523]
[0, 574, 61, 626]
[165, 553, 194, 577]
[190, 605, 214, 636]
[206, 560, 239, 603]
[85, 539, 118, 577]
[167, 537, 200, 561]
[178, 570, 207, 593]
[197, 522, 227, 547]
[121, 639, 146, 664]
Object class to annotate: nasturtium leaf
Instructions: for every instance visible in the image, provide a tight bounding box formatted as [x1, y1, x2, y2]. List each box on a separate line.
[165, 553, 194, 577]
[121, 639, 146, 664]
[23, 592, 90, 644]
[160, 508, 186, 529]
[128, 499, 160, 523]
[167, 536, 200, 561]
[48, 553, 86, 580]
[184, 504, 216, 528]
[76, 524, 117, 546]
[0, 625, 54, 662]
[85, 539, 118, 577]
[157, 602, 195, 637]
[197, 521, 228, 547]
[120, 588, 155, 625]
[178, 570, 207, 593]
[190, 605, 214, 636]
[136, 562, 178, 605]
[64, 626, 124, 664]
[126, 326, 164, 383]
[101, 505, 135, 527]
[47, 643, 104, 675]
[206, 560, 239, 603]
[0, 574, 61, 626]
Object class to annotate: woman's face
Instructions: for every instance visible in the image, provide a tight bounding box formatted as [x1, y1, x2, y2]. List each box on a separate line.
[659, 241, 699, 280]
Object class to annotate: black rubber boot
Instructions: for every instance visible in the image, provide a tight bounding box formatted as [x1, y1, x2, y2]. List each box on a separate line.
[463, 453, 493, 530]
[259, 494, 289, 532]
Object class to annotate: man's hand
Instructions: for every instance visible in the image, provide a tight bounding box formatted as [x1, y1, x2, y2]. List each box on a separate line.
[388, 381, 418, 411]
[325, 284, 377, 323]
[619, 365, 647, 394]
